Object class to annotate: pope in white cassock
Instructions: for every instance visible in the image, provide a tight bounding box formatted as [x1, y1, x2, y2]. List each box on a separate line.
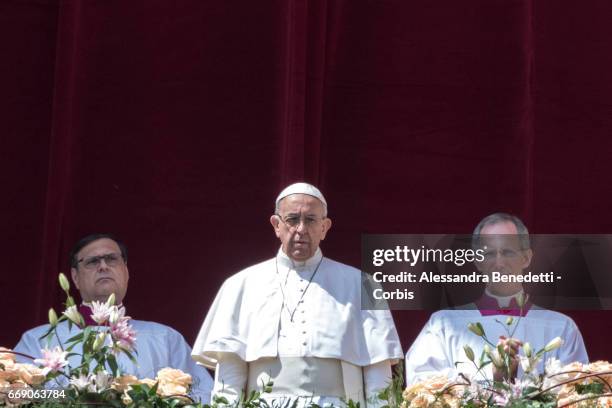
[14, 234, 213, 403]
[405, 213, 589, 384]
[192, 182, 403, 407]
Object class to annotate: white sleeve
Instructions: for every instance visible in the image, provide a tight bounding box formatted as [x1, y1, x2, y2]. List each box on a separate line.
[13, 329, 43, 363]
[558, 318, 589, 364]
[364, 360, 392, 408]
[405, 317, 456, 384]
[212, 352, 247, 404]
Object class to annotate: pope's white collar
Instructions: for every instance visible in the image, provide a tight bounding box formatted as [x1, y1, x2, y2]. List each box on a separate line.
[484, 288, 524, 308]
[277, 247, 323, 269]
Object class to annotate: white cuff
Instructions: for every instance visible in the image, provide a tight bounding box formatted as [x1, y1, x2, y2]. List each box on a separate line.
[212, 353, 247, 404]
[364, 360, 392, 408]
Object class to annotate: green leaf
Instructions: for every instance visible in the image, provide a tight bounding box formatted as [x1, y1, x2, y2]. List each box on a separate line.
[65, 332, 84, 343]
[150, 381, 160, 396]
[575, 382, 605, 395]
[38, 324, 55, 340]
[108, 354, 119, 376]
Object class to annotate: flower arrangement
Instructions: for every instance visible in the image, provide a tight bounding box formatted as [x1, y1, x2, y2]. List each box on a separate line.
[401, 295, 612, 408]
[0, 273, 198, 407]
[400, 359, 612, 408]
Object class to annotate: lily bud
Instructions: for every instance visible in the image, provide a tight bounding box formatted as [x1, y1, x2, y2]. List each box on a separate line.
[506, 316, 514, 326]
[93, 332, 106, 351]
[484, 344, 491, 354]
[544, 337, 564, 353]
[487, 349, 504, 368]
[48, 308, 58, 326]
[463, 345, 475, 361]
[264, 380, 274, 393]
[109, 308, 120, 325]
[58, 273, 70, 292]
[523, 342, 532, 358]
[106, 293, 116, 306]
[468, 323, 485, 337]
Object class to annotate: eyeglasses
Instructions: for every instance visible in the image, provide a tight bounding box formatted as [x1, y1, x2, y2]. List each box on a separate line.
[277, 214, 325, 230]
[78, 253, 124, 270]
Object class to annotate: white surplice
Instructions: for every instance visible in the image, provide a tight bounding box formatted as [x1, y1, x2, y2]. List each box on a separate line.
[405, 299, 588, 384]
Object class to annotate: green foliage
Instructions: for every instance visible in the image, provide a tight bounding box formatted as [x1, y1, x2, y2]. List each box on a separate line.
[575, 382, 605, 395]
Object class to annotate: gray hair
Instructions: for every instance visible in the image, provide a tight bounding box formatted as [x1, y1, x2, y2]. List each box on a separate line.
[472, 212, 530, 249]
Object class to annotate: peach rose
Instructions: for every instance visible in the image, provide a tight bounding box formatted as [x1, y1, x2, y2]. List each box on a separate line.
[139, 378, 157, 388]
[408, 393, 433, 408]
[110, 374, 138, 392]
[0, 348, 16, 363]
[402, 375, 463, 408]
[157, 382, 189, 397]
[586, 360, 612, 385]
[14, 364, 46, 385]
[156, 368, 192, 388]
[0, 366, 20, 382]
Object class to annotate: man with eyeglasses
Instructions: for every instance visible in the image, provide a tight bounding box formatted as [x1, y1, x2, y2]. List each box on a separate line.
[192, 182, 402, 407]
[405, 213, 588, 384]
[14, 233, 213, 403]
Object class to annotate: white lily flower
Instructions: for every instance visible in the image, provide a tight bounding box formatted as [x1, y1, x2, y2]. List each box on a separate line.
[545, 357, 562, 375]
[90, 301, 113, 325]
[94, 370, 111, 391]
[63, 305, 84, 326]
[34, 346, 68, 375]
[70, 373, 95, 392]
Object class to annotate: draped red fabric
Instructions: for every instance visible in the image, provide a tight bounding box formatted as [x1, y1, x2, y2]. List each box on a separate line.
[2, 0, 611, 361]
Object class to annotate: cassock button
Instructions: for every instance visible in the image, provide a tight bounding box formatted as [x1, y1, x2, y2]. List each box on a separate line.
[301, 320, 306, 324]
[302, 342, 307, 346]
[302, 331, 306, 334]
[301, 310, 305, 313]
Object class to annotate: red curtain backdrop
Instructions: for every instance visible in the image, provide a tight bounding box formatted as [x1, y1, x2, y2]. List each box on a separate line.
[2, 0, 611, 361]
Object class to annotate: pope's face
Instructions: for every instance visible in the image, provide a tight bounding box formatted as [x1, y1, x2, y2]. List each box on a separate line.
[476, 221, 532, 278]
[71, 238, 129, 304]
[270, 194, 332, 262]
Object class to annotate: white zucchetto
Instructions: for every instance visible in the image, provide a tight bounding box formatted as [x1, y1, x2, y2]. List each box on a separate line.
[275, 182, 327, 210]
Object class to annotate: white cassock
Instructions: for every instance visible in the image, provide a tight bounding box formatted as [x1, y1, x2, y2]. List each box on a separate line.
[192, 248, 403, 407]
[14, 316, 213, 403]
[405, 291, 589, 384]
